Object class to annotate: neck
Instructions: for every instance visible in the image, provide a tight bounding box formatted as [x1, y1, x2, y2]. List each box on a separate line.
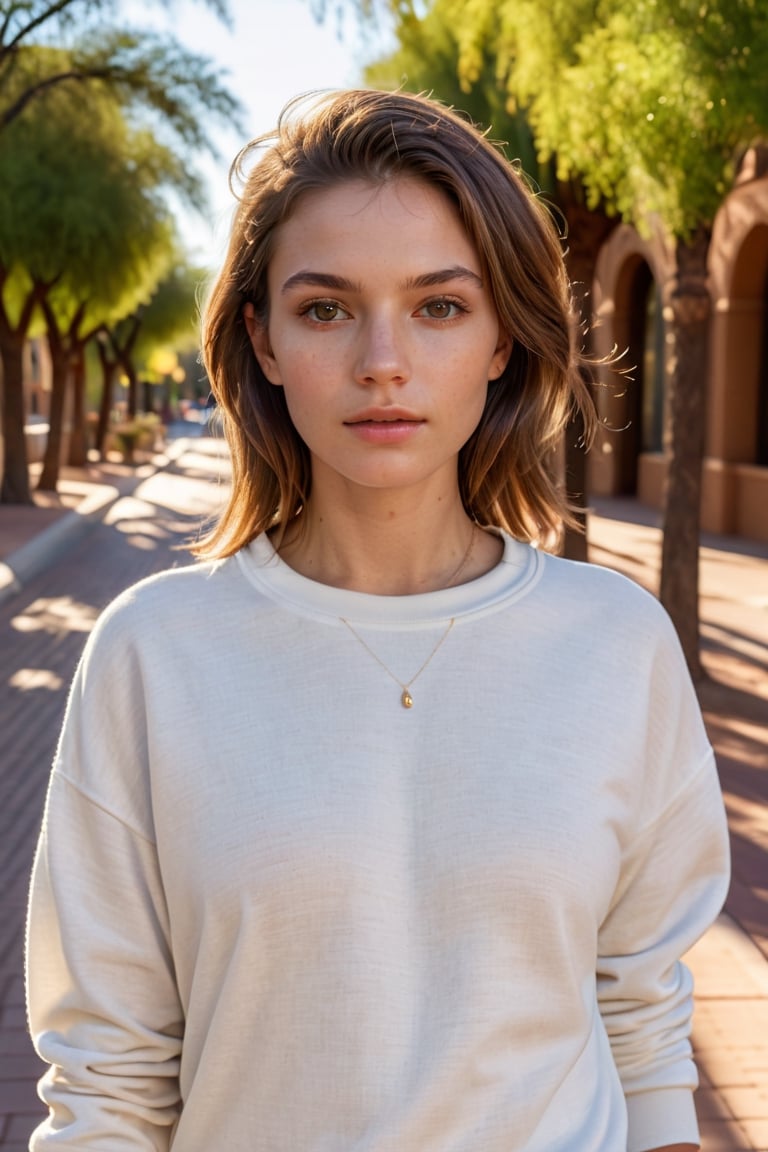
[274, 487, 500, 595]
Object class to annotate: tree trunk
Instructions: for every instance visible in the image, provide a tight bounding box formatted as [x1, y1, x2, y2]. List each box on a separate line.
[0, 324, 32, 504]
[37, 324, 69, 492]
[95, 341, 118, 458]
[562, 395, 588, 559]
[67, 344, 88, 467]
[126, 362, 139, 418]
[559, 185, 619, 560]
[659, 228, 711, 682]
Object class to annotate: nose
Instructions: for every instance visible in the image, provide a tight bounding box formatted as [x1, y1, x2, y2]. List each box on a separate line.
[353, 312, 411, 387]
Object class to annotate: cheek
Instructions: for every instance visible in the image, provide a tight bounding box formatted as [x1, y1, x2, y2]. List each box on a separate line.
[276, 363, 328, 442]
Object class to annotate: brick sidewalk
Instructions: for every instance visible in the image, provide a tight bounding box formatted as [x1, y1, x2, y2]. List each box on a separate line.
[1, 460, 766, 1150]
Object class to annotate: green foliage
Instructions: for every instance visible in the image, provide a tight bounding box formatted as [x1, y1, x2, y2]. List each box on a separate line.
[0, 0, 243, 145]
[363, 0, 541, 185]
[0, 47, 179, 333]
[332, 0, 768, 238]
[451, 0, 768, 237]
[545, 4, 768, 234]
[133, 261, 207, 366]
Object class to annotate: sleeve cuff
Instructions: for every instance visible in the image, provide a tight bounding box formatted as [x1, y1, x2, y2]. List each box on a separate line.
[626, 1087, 700, 1152]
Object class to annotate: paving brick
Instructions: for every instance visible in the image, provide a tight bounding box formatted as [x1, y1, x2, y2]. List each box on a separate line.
[721, 1087, 768, 1120]
[4, 1115, 41, 1142]
[739, 1116, 768, 1147]
[0, 1080, 40, 1116]
[698, 1118, 755, 1151]
[0, 1032, 37, 1058]
[696, 1086, 738, 1121]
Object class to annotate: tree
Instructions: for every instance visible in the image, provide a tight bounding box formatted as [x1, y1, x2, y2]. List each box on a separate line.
[462, 0, 768, 678]
[0, 5, 243, 503]
[0, 266, 44, 500]
[94, 259, 204, 455]
[45, 96, 186, 480]
[0, 51, 181, 499]
[0, 0, 237, 140]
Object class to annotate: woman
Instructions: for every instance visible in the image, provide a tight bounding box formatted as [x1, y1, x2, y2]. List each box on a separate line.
[27, 89, 729, 1152]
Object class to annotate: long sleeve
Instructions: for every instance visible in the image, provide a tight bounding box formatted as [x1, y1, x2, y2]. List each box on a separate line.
[596, 614, 730, 1152]
[26, 600, 184, 1150]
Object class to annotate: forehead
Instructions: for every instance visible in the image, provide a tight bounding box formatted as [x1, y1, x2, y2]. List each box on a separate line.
[269, 177, 479, 271]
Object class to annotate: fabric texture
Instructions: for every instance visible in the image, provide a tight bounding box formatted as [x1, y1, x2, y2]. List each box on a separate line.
[26, 532, 730, 1151]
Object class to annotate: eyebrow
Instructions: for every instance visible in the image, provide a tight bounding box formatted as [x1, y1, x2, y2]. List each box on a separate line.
[403, 266, 484, 290]
[280, 265, 484, 295]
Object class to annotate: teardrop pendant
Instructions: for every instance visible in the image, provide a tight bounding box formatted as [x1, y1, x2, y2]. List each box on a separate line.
[401, 689, 414, 709]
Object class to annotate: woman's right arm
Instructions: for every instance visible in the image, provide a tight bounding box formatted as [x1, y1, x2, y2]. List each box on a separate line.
[26, 607, 184, 1149]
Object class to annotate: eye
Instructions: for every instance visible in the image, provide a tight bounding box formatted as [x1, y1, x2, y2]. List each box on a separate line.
[301, 300, 350, 323]
[417, 297, 467, 320]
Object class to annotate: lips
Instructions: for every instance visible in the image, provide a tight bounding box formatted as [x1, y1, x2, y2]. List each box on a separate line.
[344, 407, 423, 426]
[343, 410, 425, 444]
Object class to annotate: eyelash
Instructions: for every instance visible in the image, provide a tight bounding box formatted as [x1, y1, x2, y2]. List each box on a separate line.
[298, 295, 470, 324]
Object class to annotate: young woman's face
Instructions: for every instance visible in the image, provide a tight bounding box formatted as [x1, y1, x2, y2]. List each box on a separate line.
[245, 177, 511, 505]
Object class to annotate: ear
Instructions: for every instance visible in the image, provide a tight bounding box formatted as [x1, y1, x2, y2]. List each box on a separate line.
[243, 302, 283, 386]
[489, 329, 513, 381]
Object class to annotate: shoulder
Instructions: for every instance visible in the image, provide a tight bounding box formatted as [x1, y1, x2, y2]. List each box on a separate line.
[518, 548, 692, 691]
[78, 555, 251, 675]
[94, 557, 227, 630]
[532, 548, 674, 633]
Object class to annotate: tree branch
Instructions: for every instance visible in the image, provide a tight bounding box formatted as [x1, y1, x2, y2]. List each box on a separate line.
[0, 64, 111, 127]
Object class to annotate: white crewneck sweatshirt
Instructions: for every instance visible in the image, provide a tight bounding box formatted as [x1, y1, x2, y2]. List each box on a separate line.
[27, 533, 730, 1152]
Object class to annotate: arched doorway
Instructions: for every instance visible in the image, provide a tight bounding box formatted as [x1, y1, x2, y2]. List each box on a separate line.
[758, 263, 768, 466]
[720, 222, 768, 467]
[612, 256, 666, 494]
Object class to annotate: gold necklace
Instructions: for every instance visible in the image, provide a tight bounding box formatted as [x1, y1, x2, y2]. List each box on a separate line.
[340, 617, 455, 709]
[338, 526, 474, 709]
[442, 523, 476, 588]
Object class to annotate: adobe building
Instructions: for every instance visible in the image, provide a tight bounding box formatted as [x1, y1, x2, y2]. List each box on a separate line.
[588, 149, 768, 543]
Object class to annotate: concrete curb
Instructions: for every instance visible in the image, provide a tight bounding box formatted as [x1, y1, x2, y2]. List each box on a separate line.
[0, 438, 190, 608]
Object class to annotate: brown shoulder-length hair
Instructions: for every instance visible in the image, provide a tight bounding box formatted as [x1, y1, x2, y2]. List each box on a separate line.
[198, 87, 595, 557]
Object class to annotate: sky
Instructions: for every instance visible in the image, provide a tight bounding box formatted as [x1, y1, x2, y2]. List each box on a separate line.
[124, 0, 383, 269]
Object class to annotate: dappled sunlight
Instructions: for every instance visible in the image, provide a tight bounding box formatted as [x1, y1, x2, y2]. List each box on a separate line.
[9, 667, 64, 692]
[174, 447, 232, 479]
[724, 792, 768, 850]
[114, 515, 169, 550]
[104, 496, 158, 528]
[105, 497, 176, 551]
[701, 641, 768, 702]
[11, 596, 99, 636]
[704, 626, 768, 677]
[706, 723, 768, 771]
[123, 534, 161, 551]
[133, 472, 228, 519]
[102, 492, 219, 553]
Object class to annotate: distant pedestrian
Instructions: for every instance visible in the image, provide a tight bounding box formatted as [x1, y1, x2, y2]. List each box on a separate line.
[26, 88, 729, 1152]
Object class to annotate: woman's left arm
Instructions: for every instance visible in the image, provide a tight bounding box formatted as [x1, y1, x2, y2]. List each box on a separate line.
[597, 615, 730, 1152]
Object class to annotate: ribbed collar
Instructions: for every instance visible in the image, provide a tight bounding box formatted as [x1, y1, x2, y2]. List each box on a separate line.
[235, 531, 544, 630]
